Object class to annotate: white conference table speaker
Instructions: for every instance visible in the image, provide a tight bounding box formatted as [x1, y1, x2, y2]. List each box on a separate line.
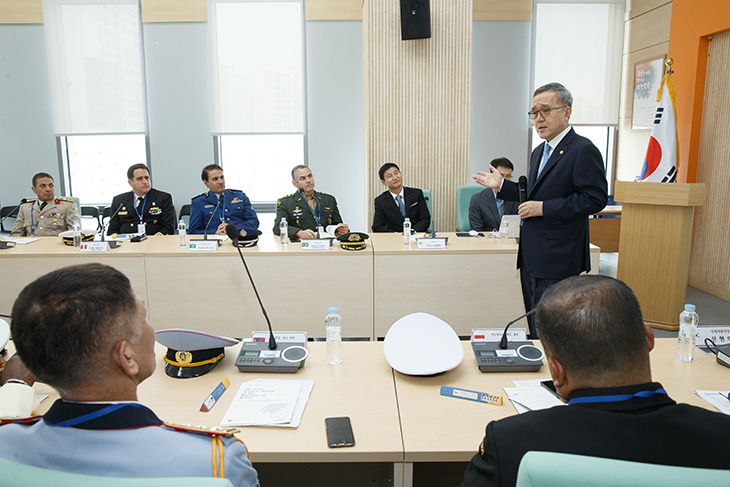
[383, 312, 464, 375]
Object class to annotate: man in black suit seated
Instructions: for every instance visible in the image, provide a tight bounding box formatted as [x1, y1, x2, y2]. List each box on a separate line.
[463, 275, 730, 487]
[372, 163, 430, 232]
[468, 158, 519, 232]
[107, 164, 175, 236]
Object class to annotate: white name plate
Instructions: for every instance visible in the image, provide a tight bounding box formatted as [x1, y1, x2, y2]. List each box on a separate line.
[301, 239, 330, 251]
[472, 328, 528, 342]
[188, 240, 218, 252]
[79, 242, 109, 253]
[697, 326, 730, 347]
[416, 237, 447, 250]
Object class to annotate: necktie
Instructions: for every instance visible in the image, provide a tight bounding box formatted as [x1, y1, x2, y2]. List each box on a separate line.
[395, 195, 406, 218]
[537, 143, 552, 178]
[40, 201, 47, 211]
[136, 197, 144, 214]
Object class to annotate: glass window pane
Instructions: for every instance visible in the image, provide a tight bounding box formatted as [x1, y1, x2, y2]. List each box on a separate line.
[210, 1, 304, 133]
[220, 134, 304, 203]
[65, 134, 147, 204]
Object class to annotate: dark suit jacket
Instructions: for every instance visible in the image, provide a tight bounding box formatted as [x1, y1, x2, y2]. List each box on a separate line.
[107, 188, 175, 236]
[372, 187, 430, 232]
[463, 383, 730, 487]
[468, 189, 519, 232]
[498, 128, 607, 279]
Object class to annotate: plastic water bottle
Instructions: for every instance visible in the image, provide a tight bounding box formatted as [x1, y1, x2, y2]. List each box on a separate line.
[178, 219, 187, 247]
[72, 220, 81, 248]
[403, 217, 411, 245]
[280, 218, 289, 245]
[325, 307, 342, 365]
[677, 304, 699, 362]
[499, 217, 509, 244]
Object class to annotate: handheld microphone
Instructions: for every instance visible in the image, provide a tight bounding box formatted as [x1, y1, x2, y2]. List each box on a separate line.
[499, 308, 536, 350]
[1, 198, 27, 226]
[518, 176, 528, 204]
[203, 195, 223, 240]
[226, 223, 277, 350]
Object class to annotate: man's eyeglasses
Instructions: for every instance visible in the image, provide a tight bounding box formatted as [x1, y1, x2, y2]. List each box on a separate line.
[528, 106, 568, 120]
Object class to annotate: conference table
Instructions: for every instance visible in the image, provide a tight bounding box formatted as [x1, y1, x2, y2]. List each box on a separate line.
[0, 233, 599, 340]
[24, 338, 726, 487]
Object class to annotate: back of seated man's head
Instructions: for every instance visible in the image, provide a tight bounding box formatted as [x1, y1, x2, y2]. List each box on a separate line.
[536, 275, 650, 387]
[11, 263, 140, 397]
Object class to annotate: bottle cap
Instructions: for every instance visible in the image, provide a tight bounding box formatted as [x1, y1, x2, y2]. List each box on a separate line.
[281, 218, 287, 222]
[684, 304, 696, 311]
[328, 307, 338, 314]
[404, 217, 410, 221]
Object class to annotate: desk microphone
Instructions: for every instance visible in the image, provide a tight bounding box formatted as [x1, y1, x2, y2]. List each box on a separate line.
[499, 308, 536, 349]
[226, 223, 276, 350]
[1, 198, 26, 226]
[102, 203, 125, 247]
[518, 176, 528, 204]
[202, 195, 223, 240]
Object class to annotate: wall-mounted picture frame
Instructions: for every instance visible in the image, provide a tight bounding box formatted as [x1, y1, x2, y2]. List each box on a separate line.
[632, 56, 666, 130]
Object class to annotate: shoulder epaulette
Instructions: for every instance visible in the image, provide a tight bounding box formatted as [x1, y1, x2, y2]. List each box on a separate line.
[226, 189, 241, 194]
[163, 421, 240, 437]
[22, 198, 37, 204]
[0, 415, 42, 426]
[192, 193, 207, 200]
[56, 197, 76, 203]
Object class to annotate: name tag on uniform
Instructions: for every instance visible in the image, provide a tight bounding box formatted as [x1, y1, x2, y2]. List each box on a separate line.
[80, 242, 109, 253]
[138, 224, 146, 234]
[301, 239, 330, 251]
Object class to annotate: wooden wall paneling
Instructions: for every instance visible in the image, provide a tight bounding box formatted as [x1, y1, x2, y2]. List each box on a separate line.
[0, 0, 42, 24]
[625, 0, 672, 21]
[473, 0, 531, 21]
[364, 0, 472, 232]
[689, 30, 730, 301]
[141, 0, 206, 23]
[306, 0, 363, 21]
[623, 2, 671, 54]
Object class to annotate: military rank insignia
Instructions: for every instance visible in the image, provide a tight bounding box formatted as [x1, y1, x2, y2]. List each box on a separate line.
[337, 232, 369, 251]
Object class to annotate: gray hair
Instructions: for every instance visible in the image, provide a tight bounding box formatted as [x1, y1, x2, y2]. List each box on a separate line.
[534, 82, 573, 107]
[291, 164, 308, 181]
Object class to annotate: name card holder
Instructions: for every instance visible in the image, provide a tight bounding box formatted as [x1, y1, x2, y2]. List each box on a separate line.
[79, 242, 109, 253]
[188, 240, 218, 252]
[416, 237, 447, 250]
[301, 239, 330, 251]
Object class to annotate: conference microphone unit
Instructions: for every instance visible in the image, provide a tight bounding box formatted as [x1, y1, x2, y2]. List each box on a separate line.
[191, 195, 223, 244]
[471, 309, 543, 373]
[226, 224, 307, 373]
[518, 176, 528, 204]
[0, 199, 26, 249]
[101, 203, 125, 248]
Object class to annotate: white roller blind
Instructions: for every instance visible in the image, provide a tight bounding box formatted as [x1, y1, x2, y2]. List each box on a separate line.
[208, 0, 305, 134]
[533, 1, 624, 125]
[42, 0, 146, 134]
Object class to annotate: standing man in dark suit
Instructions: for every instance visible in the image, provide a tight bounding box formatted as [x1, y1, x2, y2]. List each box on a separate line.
[473, 83, 607, 337]
[463, 275, 730, 487]
[107, 164, 175, 236]
[468, 158, 519, 232]
[372, 163, 430, 232]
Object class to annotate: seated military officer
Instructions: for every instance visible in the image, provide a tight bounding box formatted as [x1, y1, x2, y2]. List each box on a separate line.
[189, 164, 260, 238]
[10, 172, 79, 237]
[273, 165, 349, 240]
[107, 163, 175, 236]
[0, 263, 259, 486]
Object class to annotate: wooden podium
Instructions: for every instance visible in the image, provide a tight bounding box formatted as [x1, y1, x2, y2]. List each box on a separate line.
[614, 181, 705, 330]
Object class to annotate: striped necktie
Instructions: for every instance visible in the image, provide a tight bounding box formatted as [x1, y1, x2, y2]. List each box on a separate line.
[395, 195, 406, 217]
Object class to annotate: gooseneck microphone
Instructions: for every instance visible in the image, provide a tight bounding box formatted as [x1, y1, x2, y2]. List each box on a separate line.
[226, 223, 277, 350]
[102, 203, 125, 241]
[1, 198, 27, 227]
[499, 308, 537, 350]
[518, 176, 528, 204]
[202, 194, 223, 240]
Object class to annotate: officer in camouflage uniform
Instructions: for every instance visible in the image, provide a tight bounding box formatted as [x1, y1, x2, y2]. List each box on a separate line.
[273, 165, 349, 240]
[10, 172, 79, 237]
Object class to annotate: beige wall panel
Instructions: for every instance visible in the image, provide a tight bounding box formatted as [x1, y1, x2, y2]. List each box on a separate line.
[689, 30, 730, 300]
[364, 0, 472, 232]
[306, 0, 363, 20]
[473, 0, 531, 21]
[141, 0, 206, 23]
[0, 0, 42, 24]
[625, 0, 671, 21]
[623, 2, 671, 54]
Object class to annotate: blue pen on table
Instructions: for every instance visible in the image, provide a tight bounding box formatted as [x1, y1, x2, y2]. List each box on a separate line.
[200, 377, 230, 412]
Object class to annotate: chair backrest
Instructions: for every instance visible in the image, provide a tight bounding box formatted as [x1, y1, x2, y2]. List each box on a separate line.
[456, 185, 483, 232]
[80, 206, 102, 232]
[0, 206, 19, 233]
[179, 204, 191, 226]
[421, 189, 433, 232]
[0, 457, 234, 487]
[516, 451, 730, 487]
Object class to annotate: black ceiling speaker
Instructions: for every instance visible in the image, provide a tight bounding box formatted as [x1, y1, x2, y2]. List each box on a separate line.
[400, 0, 431, 40]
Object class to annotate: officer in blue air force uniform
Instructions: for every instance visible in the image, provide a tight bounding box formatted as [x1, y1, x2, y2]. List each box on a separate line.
[0, 263, 259, 486]
[189, 164, 259, 237]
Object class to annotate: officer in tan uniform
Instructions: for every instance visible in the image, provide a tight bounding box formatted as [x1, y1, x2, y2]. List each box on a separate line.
[10, 172, 79, 237]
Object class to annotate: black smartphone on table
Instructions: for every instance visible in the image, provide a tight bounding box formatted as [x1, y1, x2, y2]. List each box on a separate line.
[325, 416, 355, 448]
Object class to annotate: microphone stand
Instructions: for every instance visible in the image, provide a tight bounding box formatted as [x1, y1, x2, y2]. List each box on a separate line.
[499, 308, 537, 349]
[202, 195, 223, 241]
